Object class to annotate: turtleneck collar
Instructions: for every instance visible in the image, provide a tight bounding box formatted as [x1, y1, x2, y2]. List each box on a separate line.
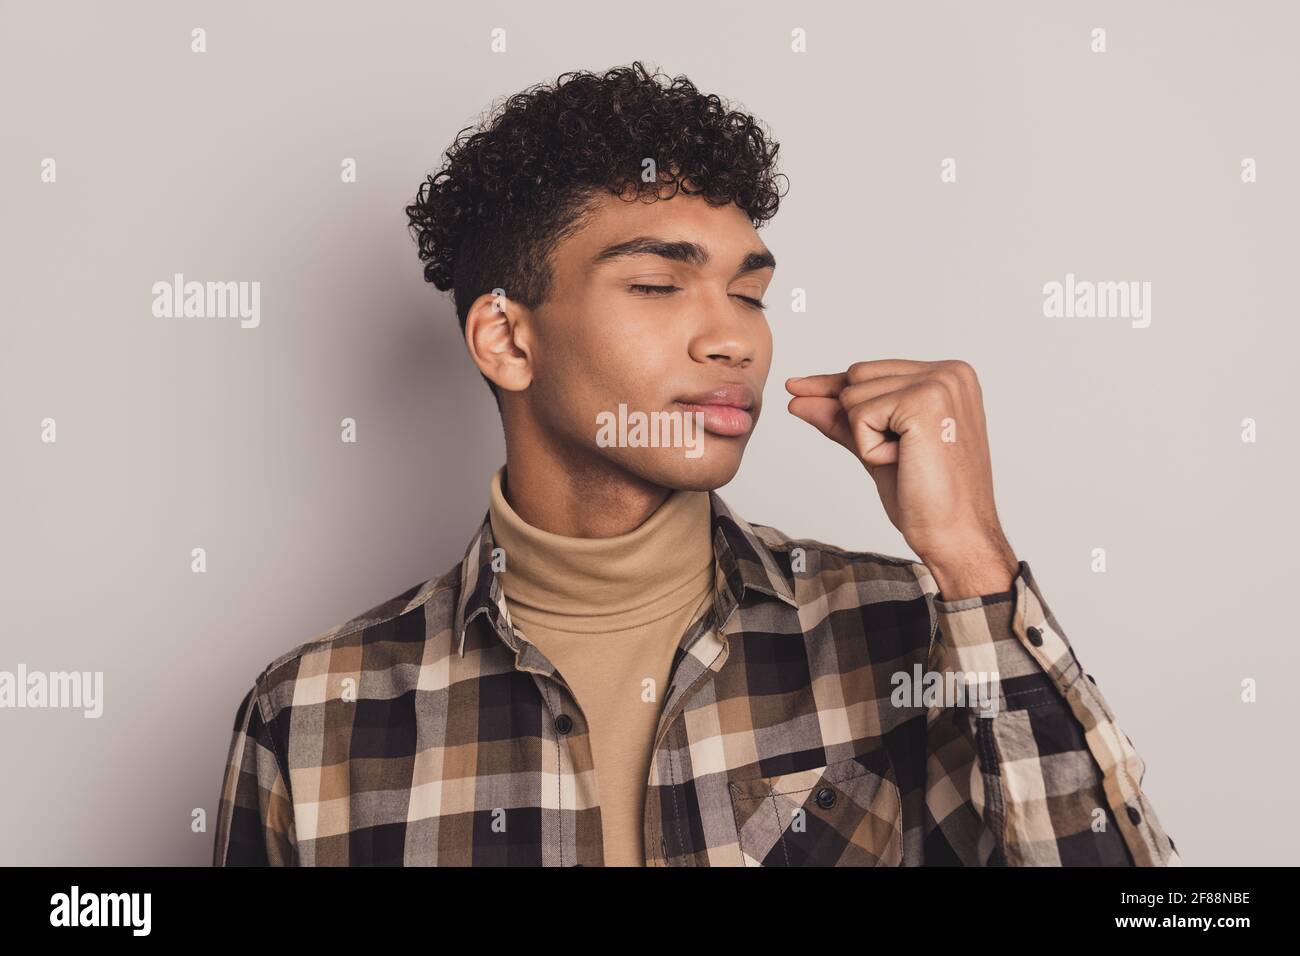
[486, 465, 715, 633]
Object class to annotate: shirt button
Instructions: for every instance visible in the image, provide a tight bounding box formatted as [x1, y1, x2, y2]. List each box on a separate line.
[1126, 805, 1142, 825]
[815, 787, 837, 809]
[1026, 626, 1044, 646]
[554, 713, 573, 735]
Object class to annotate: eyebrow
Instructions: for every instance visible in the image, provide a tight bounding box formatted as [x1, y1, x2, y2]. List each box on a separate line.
[591, 236, 776, 278]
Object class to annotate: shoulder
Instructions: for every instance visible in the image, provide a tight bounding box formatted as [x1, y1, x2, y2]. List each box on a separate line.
[245, 561, 464, 721]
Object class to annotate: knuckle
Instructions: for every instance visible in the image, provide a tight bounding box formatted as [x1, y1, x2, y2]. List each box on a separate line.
[946, 359, 978, 386]
[934, 370, 961, 393]
[917, 380, 950, 406]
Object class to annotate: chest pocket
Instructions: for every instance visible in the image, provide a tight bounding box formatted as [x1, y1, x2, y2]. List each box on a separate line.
[727, 745, 903, 866]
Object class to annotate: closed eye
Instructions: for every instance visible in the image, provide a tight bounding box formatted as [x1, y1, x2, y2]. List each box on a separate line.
[627, 284, 767, 310]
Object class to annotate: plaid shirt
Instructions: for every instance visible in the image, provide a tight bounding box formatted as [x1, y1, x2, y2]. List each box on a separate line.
[213, 492, 1180, 866]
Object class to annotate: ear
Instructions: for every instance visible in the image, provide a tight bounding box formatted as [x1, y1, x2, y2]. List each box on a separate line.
[464, 290, 533, 393]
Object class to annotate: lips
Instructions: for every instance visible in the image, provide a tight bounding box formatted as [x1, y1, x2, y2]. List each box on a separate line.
[673, 384, 756, 437]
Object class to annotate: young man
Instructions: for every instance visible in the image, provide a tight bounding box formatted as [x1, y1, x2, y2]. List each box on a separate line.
[213, 62, 1178, 867]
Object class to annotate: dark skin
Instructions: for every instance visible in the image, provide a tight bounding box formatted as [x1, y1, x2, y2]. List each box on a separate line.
[463, 185, 1018, 599]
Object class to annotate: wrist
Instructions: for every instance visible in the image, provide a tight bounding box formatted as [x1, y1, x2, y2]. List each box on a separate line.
[921, 533, 1019, 601]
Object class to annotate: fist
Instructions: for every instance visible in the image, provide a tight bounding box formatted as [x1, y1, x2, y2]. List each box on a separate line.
[786, 359, 1018, 597]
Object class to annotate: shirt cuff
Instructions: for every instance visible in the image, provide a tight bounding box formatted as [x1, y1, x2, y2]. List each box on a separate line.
[928, 560, 1084, 713]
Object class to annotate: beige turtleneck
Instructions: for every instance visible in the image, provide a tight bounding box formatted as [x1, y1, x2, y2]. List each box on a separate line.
[487, 466, 715, 866]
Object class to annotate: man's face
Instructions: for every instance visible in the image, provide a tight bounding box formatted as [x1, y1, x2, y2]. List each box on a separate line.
[518, 188, 775, 491]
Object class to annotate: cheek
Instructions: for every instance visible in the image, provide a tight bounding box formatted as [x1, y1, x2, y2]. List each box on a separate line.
[747, 322, 774, 380]
[757, 315, 774, 355]
[583, 322, 670, 398]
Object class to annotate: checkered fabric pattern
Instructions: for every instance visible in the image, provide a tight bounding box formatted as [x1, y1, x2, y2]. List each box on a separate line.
[213, 492, 1179, 866]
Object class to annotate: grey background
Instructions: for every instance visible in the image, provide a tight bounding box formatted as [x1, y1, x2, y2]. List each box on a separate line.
[1, 0, 1295, 865]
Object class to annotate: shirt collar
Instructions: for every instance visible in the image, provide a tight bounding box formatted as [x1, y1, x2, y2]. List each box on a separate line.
[453, 489, 798, 657]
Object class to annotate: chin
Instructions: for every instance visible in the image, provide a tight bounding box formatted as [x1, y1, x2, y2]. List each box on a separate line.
[613, 442, 747, 493]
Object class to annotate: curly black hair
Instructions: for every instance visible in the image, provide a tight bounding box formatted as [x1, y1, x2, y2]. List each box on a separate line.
[404, 60, 788, 401]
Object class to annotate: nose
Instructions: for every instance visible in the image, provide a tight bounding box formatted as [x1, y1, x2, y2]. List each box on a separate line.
[687, 292, 759, 369]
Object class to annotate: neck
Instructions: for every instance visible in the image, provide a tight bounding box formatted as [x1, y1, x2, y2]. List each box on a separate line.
[501, 406, 670, 538]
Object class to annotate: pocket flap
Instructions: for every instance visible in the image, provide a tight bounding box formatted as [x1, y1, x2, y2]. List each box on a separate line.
[727, 746, 902, 866]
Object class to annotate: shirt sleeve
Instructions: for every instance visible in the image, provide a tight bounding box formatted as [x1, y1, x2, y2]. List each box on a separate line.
[920, 560, 1180, 866]
[212, 682, 297, 866]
